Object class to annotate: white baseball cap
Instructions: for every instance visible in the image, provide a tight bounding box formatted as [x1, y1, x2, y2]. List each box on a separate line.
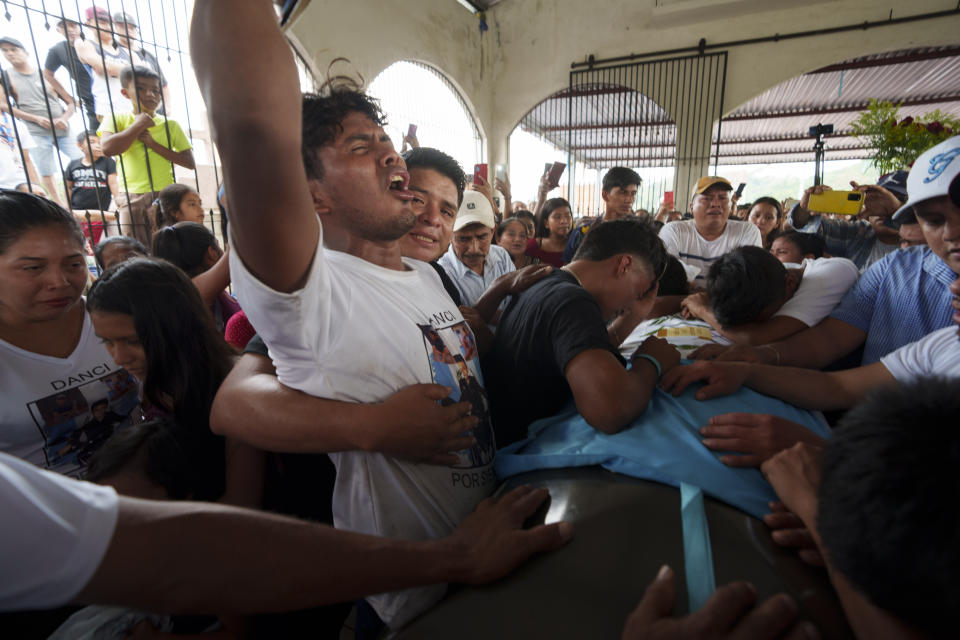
[893, 135, 960, 221]
[454, 190, 495, 231]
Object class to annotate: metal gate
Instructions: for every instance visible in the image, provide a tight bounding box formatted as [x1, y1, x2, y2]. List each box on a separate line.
[519, 52, 728, 215]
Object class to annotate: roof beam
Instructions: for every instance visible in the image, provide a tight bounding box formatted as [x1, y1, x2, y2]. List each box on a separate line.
[527, 95, 960, 134]
[807, 47, 960, 74]
[725, 95, 960, 121]
[567, 132, 856, 151]
[532, 120, 675, 133]
[579, 146, 870, 163]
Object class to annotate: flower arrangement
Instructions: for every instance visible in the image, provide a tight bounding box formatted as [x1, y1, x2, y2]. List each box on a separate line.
[850, 99, 960, 174]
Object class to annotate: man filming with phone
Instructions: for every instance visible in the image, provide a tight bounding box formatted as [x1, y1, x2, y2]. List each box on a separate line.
[787, 171, 913, 271]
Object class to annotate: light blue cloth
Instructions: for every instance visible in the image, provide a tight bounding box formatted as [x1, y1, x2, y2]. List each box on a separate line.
[681, 483, 716, 611]
[495, 376, 831, 519]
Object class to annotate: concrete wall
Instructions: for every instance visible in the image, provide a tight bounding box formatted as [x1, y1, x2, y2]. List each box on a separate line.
[285, 0, 492, 140]
[288, 0, 960, 169]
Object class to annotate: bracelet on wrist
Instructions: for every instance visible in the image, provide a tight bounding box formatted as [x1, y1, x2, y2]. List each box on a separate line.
[632, 353, 662, 379]
[760, 344, 781, 366]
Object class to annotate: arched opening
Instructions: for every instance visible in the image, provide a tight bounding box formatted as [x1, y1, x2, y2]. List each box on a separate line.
[714, 46, 960, 201]
[510, 83, 677, 217]
[368, 61, 484, 174]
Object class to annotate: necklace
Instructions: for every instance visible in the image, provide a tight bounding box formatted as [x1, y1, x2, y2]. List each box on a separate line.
[561, 266, 584, 287]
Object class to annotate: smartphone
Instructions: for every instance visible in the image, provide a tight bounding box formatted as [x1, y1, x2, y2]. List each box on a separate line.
[473, 163, 488, 184]
[543, 162, 552, 177]
[546, 162, 566, 188]
[808, 190, 864, 216]
[735, 183, 746, 198]
[406, 124, 417, 138]
[663, 191, 674, 206]
[494, 163, 507, 182]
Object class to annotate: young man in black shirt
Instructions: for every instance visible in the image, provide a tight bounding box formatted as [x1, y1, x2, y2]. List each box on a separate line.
[484, 217, 681, 445]
[44, 19, 98, 130]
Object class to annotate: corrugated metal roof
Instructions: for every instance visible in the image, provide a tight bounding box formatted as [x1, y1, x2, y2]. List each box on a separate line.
[519, 47, 960, 167]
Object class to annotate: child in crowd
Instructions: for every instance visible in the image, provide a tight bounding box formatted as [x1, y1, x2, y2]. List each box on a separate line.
[512, 208, 537, 239]
[65, 131, 118, 212]
[65, 131, 119, 245]
[87, 257, 261, 507]
[769, 229, 826, 264]
[99, 66, 194, 247]
[151, 222, 239, 332]
[94, 235, 148, 272]
[746, 196, 784, 248]
[152, 183, 205, 228]
[526, 197, 572, 267]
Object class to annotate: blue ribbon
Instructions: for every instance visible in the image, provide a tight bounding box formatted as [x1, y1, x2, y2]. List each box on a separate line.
[680, 482, 716, 611]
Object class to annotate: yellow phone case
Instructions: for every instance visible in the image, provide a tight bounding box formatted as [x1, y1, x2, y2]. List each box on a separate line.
[807, 190, 864, 216]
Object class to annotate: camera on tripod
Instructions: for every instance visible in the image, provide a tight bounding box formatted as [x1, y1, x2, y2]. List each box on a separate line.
[808, 124, 834, 137]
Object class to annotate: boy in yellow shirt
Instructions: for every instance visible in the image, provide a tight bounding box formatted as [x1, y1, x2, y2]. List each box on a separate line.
[99, 65, 194, 246]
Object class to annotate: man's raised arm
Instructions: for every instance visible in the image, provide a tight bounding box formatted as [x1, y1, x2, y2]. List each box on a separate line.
[191, 0, 317, 292]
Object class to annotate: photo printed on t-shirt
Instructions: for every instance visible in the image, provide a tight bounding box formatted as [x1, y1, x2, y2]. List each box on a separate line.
[418, 320, 496, 469]
[28, 368, 139, 475]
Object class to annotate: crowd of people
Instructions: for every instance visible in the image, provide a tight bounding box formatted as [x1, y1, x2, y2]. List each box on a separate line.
[0, 1, 959, 639]
[1, 6, 194, 254]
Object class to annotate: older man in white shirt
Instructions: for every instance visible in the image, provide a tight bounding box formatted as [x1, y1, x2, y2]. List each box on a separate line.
[439, 190, 515, 307]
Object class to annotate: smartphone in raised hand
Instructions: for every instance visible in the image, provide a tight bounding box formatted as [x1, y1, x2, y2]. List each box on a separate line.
[546, 162, 566, 189]
[473, 163, 488, 184]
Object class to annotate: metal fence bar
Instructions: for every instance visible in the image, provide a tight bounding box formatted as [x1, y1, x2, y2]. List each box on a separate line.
[0, 0, 263, 274]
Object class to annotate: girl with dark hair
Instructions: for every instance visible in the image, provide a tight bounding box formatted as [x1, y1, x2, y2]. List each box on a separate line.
[748, 196, 784, 249]
[0, 190, 140, 477]
[151, 221, 241, 331]
[151, 183, 205, 229]
[496, 216, 538, 269]
[525, 198, 572, 268]
[512, 209, 536, 239]
[87, 257, 262, 506]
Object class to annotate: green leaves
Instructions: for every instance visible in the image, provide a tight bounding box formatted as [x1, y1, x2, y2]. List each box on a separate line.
[850, 99, 960, 174]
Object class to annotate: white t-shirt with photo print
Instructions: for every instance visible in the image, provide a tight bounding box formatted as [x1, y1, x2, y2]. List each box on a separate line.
[229, 218, 497, 629]
[0, 306, 140, 477]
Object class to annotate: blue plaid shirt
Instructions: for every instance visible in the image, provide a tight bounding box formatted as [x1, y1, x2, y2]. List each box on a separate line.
[830, 246, 957, 364]
[787, 205, 897, 270]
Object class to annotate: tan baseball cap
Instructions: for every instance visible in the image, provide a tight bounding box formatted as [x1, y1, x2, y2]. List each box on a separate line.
[691, 176, 733, 198]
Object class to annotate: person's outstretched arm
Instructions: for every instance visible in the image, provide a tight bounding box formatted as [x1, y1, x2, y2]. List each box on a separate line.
[680, 291, 808, 347]
[76, 485, 571, 615]
[661, 359, 897, 410]
[691, 316, 866, 368]
[210, 351, 478, 466]
[191, 0, 317, 293]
